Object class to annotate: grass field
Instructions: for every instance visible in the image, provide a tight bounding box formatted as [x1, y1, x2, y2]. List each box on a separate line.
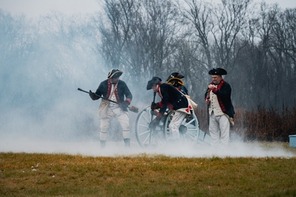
[1, 147, 296, 197]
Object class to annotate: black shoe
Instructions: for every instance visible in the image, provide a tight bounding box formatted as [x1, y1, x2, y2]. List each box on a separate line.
[124, 138, 130, 147]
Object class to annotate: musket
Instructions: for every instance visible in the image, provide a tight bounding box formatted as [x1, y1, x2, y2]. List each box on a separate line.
[77, 88, 139, 113]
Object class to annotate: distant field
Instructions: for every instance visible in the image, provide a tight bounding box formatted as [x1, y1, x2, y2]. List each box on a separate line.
[1, 151, 296, 196]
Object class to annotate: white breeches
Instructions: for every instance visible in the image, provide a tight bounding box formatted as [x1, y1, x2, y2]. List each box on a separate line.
[169, 111, 187, 140]
[99, 107, 130, 141]
[209, 113, 230, 145]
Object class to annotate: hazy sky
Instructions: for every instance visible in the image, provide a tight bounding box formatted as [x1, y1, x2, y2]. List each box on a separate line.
[0, 0, 102, 18]
[0, 0, 295, 18]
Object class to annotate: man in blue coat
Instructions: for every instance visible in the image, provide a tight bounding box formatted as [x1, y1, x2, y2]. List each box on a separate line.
[147, 77, 192, 140]
[89, 69, 133, 147]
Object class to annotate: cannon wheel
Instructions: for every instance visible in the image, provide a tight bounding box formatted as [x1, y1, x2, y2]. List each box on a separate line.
[164, 111, 200, 142]
[135, 106, 200, 147]
[135, 106, 167, 147]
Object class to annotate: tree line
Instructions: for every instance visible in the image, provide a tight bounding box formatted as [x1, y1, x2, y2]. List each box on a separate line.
[98, 0, 296, 111]
[1, 0, 296, 111]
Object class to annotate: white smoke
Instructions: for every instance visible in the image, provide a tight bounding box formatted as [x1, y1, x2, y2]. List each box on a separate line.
[1, 137, 295, 158]
[0, 13, 295, 158]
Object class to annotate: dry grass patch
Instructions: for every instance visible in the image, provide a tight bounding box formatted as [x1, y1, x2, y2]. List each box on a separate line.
[0, 153, 296, 196]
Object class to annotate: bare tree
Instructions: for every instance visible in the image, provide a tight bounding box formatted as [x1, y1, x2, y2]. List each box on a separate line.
[99, 0, 180, 81]
[232, 3, 296, 109]
[267, 7, 296, 108]
[99, 0, 136, 69]
[182, 0, 214, 69]
[181, 0, 251, 106]
[211, 0, 251, 70]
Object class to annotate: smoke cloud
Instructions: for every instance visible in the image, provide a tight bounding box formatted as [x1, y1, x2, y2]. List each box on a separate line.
[0, 13, 294, 158]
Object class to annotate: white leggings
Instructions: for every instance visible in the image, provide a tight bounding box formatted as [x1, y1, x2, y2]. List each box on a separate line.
[169, 111, 187, 139]
[209, 113, 230, 145]
[99, 107, 130, 141]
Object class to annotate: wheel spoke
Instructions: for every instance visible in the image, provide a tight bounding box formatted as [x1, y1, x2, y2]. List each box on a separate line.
[136, 107, 202, 147]
[164, 111, 200, 143]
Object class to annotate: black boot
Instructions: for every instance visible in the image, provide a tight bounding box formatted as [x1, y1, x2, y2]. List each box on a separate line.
[124, 138, 130, 147]
[100, 140, 106, 148]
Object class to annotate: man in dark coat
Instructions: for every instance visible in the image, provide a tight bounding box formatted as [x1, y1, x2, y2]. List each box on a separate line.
[166, 72, 188, 95]
[89, 69, 133, 147]
[147, 77, 192, 140]
[205, 68, 235, 145]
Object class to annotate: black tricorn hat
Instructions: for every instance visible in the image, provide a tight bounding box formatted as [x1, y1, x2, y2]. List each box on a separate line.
[166, 72, 184, 81]
[108, 69, 123, 79]
[167, 77, 184, 87]
[208, 68, 227, 75]
[146, 77, 162, 90]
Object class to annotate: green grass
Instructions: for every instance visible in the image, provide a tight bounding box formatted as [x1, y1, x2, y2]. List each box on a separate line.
[1, 152, 296, 197]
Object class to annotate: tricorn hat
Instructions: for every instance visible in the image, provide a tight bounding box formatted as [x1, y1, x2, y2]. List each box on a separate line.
[208, 68, 227, 75]
[108, 69, 123, 79]
[167, 77, 184, 87]
[146, 77, 162, 90]
[166, 72, 184, 81]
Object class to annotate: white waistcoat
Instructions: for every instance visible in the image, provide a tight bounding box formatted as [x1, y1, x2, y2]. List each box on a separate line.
[209, 91, 224, 116]
[108, 84, 118, 109]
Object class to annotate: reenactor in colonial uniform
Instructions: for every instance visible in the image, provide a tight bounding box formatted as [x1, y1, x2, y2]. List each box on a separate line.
[205, 68, 235, 145]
